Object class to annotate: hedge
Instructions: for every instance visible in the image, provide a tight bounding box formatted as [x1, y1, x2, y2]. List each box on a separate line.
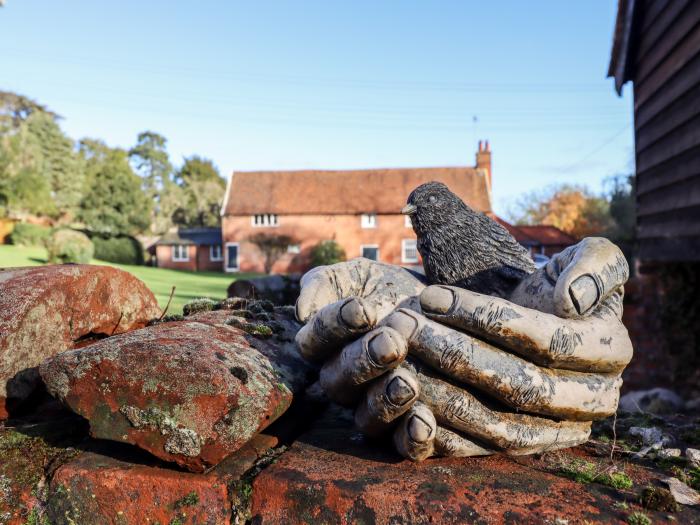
[92, 235, 144, 266]
[9, 223, 52, 247]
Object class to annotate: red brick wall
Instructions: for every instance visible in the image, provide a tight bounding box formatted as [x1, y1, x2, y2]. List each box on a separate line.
[221, 214, 419, 273]
[197, 245, 224, 272]
[155, 245, 224, 272]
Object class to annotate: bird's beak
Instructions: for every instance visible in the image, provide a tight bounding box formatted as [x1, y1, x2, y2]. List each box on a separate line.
[401, 204, 417, 215]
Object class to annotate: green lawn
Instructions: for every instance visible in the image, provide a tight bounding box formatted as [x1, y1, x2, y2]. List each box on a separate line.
[0, 244, 262, 314]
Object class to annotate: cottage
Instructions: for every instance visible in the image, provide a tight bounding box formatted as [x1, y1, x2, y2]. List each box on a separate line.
[221, 143, 494, 273]
[153, 227, 223, 272]
[494, 218, 578, 258]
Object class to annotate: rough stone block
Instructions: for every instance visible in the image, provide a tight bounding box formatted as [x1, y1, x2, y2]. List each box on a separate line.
[40, 311, 312, 472]
[0, 265, 161, 418]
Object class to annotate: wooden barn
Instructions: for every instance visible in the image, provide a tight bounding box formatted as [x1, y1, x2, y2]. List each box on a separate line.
[609, 0, 700, 261]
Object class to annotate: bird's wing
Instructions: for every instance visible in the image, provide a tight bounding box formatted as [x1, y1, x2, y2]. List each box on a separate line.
[479, 215, 536, 272]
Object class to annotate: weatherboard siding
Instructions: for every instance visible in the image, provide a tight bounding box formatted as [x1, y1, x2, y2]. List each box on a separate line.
[633, 0, 700, 261]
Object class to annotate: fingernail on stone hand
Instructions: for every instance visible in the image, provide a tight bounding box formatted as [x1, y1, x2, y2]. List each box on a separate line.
[386, 376, 415, 406]
[383, 309, 419, 339]
[368, 330, 401, 365]
[340, 298, 374, 329]
[569, 275, 599, 315]
[407, 415, 433, 443]
[420, 286, 455, 314]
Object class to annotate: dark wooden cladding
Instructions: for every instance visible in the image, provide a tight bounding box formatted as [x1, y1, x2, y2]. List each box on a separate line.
[622, 0, 700, 261]
[635, 77, 700, 152]
[634, 17, 700, 108]
[637, 144, 700, 194]
[634, 0, 693, 81]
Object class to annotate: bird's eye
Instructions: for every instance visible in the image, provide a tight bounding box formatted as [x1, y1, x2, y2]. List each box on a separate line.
[428, 195, 437, 204]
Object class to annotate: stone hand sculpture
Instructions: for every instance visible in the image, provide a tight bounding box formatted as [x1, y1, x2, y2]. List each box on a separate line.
[403, 182, 535, 298]
[295, 237, 632, 460]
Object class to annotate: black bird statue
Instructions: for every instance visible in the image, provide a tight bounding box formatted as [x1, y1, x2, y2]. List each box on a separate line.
[402, 181, 536, 298]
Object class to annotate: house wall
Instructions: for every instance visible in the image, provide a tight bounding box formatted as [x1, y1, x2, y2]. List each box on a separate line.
[197, 245, 224, 272]
[156, 245, 197, 271]
[632, 0, 700, 261]
[222, 214, 419, 273]
[155, 245, 224, 272]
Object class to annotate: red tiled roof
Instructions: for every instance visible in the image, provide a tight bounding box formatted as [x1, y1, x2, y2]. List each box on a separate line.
[489, 215, 537, 244]
[223, 167, 491, 216]
[515, 225, 577, 246]
[488, 215, 577, 246]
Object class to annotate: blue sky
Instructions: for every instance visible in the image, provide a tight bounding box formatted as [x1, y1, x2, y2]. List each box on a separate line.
[0, 1, 633, 216]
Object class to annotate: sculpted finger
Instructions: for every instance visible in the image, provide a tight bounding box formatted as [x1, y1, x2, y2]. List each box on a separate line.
[384, 309, 621, 420]
[354, 367, 420, 436]
[553, 238, 629, 319]
[392, 402, 436, 461]
[296, 265, 343, 322]
[434, 427, 493, 457]
[295, 297, 377, 362]
[415, 365, 591, 454]
[320, 327, 408, 406]
[420, 285, 632, 373]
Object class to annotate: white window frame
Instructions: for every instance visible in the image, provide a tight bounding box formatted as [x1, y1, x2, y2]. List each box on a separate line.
[361, 213, 377, 229]
[251, 214, 279, 227]
[360, 244, 380, 261]
[210, 244, 223, 261]
[401, 239, 419, 264]
[405, 215, 413, 228]
[287, 244, 301, 254]
[224, 242, 240, 272]
[172, 245, 189, 262]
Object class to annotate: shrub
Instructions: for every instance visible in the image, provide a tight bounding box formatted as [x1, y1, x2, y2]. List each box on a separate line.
[9, 223, 52, 247]
[92, 235, 144, 265]
[45, 229, 94, 264]
[310, 240, 345, 268]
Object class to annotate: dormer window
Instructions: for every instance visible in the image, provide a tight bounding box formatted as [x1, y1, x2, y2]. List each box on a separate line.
[252, 214, 279, 227]
[361, 213, 377, 229]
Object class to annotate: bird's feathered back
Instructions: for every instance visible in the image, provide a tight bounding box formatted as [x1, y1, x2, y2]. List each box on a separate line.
[406, 182, 535, 297]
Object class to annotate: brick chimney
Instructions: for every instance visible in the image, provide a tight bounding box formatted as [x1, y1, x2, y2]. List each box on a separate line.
[476, 140, 492, 204]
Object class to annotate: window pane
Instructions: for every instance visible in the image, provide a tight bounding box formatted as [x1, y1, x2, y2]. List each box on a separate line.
[403, 240, 418, 263]
[362, 246, 379, 261]
[227, 245, 239, 269]
[361, 214, 377, 228]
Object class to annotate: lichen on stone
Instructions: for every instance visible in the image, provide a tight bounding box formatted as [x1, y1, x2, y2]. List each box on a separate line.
[225, 317, 273, 338]
[182, 298, 217, 316]
[164, 428, 202, 458]
[119, 405, 202, 458]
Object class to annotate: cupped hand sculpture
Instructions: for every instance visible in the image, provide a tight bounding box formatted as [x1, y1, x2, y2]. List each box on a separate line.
[294, 237, 632, 460]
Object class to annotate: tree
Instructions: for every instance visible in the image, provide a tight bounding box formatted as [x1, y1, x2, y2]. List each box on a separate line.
[510, 184, 614, 238]
[128, 131, 179, 233]
[25, 111, 83, 218]
[0, 90, 58, 130]
[606, 174, 636, 242]
[129, 131, 172, 196]
[79, 140, 152, 235]
[0, 92, 77, 219]
[248, 233, 294, 274]
[175, 156, 226, 227]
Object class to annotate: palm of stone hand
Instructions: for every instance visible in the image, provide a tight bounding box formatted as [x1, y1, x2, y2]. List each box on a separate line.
[295, 237, 632, 461]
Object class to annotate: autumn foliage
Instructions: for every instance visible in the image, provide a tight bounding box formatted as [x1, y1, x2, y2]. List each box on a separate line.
[511, 184, 614, 239]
